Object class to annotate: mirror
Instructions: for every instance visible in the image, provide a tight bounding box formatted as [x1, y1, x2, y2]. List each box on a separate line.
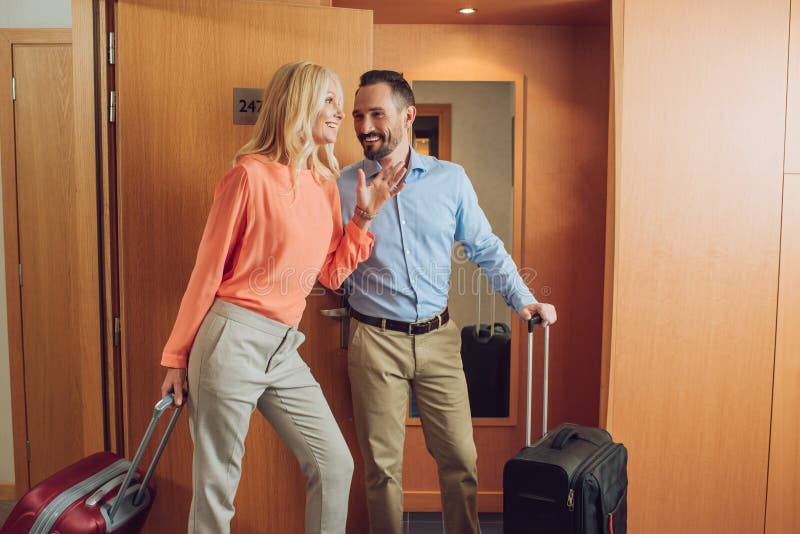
[406, 76, 524, 425]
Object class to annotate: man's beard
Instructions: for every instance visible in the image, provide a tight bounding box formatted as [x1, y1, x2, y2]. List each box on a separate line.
[359, 131, 400, 160]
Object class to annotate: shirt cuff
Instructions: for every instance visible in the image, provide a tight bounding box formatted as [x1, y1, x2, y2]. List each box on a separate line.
[161, 352, 188, 369]
[510, 289, 538, 315]
[344, 219, 375, 257]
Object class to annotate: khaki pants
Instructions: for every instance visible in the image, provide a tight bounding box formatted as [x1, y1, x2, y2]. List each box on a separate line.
[187, 299, 353, 534]
[347, 317, 478, 534]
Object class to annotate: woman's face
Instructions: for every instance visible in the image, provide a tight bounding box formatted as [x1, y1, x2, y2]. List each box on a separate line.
[312, 79, 344, 146]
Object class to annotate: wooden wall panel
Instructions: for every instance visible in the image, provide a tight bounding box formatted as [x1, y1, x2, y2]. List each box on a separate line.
[374, 24, 610, 508]
[608, 0, 789, 531]
[785, 0, 799, 172]
[766, 174, 800, 533]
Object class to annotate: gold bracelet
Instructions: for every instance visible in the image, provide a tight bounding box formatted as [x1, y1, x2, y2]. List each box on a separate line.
[355, 206, 377, 220]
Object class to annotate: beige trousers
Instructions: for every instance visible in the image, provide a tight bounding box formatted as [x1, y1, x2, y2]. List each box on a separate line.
[186, 299, 353, 534]
[347, 317, 479, 534]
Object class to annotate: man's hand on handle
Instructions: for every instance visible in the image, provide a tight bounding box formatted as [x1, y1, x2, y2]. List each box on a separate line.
[520, 303, 557, 327]
[161, 367, 188, 407]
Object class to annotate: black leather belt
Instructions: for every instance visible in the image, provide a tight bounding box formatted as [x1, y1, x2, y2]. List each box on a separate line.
[350, 307, 449, 336]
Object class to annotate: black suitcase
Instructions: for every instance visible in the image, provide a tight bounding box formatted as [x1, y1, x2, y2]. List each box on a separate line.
[461, 322, 511, 417]
[503, 318, 628, 534]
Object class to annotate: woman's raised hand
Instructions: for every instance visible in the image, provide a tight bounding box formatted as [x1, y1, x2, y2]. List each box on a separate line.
[355, 161, 406, 218]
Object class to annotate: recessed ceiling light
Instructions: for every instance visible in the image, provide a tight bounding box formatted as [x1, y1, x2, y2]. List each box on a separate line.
[459, 8, 477, 15]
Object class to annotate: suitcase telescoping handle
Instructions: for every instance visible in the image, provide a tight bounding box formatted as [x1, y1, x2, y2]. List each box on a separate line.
[525, 315, 549, 448]
[107, 394, 184, 521]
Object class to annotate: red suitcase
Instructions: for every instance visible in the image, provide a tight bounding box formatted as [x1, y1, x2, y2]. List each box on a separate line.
[0, 395, 182, 534]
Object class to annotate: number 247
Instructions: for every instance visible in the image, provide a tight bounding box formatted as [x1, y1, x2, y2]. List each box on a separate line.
[239, 99, 262, 113]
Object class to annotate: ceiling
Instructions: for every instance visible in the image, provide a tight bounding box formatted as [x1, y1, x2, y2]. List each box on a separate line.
[330, 0, 610, 26]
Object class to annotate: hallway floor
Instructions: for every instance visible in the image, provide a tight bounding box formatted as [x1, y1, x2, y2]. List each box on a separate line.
[0, 501, 13, 526]
[404, 512, 503, 533]
[0, 502, 503, 533]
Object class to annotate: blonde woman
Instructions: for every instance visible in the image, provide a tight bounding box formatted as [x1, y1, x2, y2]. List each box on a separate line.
[159, 61, 406, 534]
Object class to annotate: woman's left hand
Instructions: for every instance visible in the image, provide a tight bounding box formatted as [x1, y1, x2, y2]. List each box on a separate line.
[356, 161, 407, 217]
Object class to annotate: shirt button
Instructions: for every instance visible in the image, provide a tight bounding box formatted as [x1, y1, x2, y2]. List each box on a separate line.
[401, 220, 406, 225]
[405, 250, 410, 255]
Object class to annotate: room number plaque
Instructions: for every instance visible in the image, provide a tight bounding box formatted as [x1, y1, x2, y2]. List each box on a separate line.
[233, 88, 264, 125]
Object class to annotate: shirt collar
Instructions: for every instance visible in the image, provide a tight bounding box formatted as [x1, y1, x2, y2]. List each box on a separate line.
[362, 148, 429, 180]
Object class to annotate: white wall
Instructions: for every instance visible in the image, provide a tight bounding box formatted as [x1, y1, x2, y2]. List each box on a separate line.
[0, 0, 72, 488]
[0, 0, 72, 28]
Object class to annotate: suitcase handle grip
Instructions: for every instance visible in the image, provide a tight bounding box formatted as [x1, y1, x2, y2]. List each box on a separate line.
[528, 314, 543, 332]
[108, 394, 184, 521]
[551, 426, 579, 450]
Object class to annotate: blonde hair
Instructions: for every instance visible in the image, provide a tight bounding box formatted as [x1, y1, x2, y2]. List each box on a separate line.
[235, 61, 343, 190]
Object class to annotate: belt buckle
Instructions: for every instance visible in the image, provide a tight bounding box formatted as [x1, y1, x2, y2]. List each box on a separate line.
[409, 319, 428, 336]
[411, 319, 433, 336]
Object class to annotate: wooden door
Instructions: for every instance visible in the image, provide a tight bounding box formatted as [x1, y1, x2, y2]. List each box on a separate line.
[0, 31, 107, 492]
[113, 1, 371, 531]
[13, 42, 78, 487]
[13, 40, 96, 485]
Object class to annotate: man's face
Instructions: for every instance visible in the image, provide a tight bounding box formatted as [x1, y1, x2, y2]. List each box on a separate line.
[352, 82, 409, 161]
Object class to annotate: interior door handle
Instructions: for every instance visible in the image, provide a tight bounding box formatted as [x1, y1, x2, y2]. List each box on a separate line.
[320, 307, 349, 348]
[320, 307, 348, 318]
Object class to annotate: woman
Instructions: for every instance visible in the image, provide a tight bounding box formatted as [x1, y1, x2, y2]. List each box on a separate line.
[160, 61, 405, 534]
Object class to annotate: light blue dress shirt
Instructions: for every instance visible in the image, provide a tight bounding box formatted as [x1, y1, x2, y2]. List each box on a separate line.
[338, 148, 536, 322]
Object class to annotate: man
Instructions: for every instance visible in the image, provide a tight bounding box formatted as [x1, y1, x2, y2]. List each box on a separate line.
[338, 70, 557, 534]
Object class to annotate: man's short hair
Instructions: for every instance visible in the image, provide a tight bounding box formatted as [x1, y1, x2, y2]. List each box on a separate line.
[358, 70, 415, 110]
